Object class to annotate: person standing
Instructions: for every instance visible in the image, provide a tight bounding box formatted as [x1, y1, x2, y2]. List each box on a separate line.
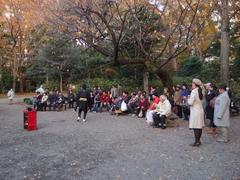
[205, 83, 217, 134]
[214, 85, 231, 143]
[188, 79, 205, 147]
[75, 84, 92, 122]
[7, 89, 14, 104]
[110, 85, 118, 99]
[67, 89, 75, 108]
[117, 84, 123, 97]
[173, 85, 182, 118]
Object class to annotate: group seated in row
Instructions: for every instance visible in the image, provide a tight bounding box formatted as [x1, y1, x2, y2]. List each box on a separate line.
[90, 90, 174, 129]
[33, 90, 75, 111]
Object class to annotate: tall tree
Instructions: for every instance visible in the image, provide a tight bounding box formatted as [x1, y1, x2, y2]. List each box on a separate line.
[46, 0, 216, 89]
[220, 0, 230, 85]
[0, 0, 46, 92]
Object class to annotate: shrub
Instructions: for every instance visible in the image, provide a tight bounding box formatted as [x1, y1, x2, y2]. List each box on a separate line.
[23, 98, 33, 105]
[42, 81, 59, 91]
[180, 56, 203, 76]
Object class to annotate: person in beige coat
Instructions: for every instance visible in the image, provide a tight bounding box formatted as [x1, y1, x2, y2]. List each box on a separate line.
[153, 95, 172, 129]
[188, 79, 205, 147]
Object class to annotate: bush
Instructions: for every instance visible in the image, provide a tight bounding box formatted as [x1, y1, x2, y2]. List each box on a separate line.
[23, 98, 33, 105]
[180, 56, 203, 76]
[0, 69, 13, 93]
[173, 76, 193, 86]
[229, 81, 240, 99]
[75, 77, 142, 92]
[200, 60, 220, 83]
[42, 81, 59, 91]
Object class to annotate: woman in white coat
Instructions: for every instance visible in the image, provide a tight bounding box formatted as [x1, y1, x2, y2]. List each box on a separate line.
[188, 79, 205, 147]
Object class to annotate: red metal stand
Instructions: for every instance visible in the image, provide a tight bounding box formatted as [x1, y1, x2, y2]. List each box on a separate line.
[23, 110, 37, 131]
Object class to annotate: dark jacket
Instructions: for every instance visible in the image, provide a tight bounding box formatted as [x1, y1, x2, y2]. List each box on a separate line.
[76, 89, 92, 110]
[48, 94, 57, 104]
[137, 98, 149, 111]
[205, 90, 217, 120]
[67, 92, 75, 102]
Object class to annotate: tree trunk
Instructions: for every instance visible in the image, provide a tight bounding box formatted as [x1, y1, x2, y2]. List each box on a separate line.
[143, 70, 149, 95]
[60, 72, 63, 92]
[46, 74, 49, 84]
[220, 0, 230, 85]
[12, 49, 17, 92]
[144, 61, 173, 90]
[19, 76, 24, 93]
[155, 69, 173, 89]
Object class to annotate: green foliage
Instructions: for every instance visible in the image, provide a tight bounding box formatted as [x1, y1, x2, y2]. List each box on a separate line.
[176, 57, 220, 86]
[230, 81, 240, 98]
[206, 40, 220, 57]
[0, 69, 13, 93]
[231, 57, 240, 81]
[200, 60, 220, 83]
[23, 98, 33, 105]
[180, 56, 203, 76]
[42, 80, 60, 91]
[173, 76, 193, 86]
[75, 77, 142, 92]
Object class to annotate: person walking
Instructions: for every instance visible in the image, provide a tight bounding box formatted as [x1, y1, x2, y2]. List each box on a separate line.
[188, 79, 205, 147]
[214, 85, 231, 143]
[7, 89, 14, 104]
[75, 84, 92, 122]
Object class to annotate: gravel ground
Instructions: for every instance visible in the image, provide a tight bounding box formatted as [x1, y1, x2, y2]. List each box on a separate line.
[0, 97, 240, 180]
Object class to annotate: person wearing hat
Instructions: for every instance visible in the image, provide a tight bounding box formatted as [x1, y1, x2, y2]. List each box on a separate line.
[75, 84, 92, 122]
[188, 78, 205, 147]
[214, 85, 231, 143]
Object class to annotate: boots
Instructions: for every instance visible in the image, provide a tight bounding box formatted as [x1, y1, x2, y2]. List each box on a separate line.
[217, 127, 229, 143]
[191, 129, 202, 147]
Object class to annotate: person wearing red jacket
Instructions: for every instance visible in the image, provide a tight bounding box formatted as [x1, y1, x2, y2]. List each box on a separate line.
[99, 91, 111, 112]
[149, 93, 160, 110]
[136, 93, 149, 118]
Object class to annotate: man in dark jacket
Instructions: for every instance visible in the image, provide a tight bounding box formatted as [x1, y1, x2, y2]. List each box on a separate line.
[75, 84, 92, 122]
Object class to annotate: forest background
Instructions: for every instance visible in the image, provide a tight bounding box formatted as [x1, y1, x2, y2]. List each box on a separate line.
[0, 0, 239, 96]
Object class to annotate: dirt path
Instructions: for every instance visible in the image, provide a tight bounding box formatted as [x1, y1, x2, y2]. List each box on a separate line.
[0, 97, 239, 180]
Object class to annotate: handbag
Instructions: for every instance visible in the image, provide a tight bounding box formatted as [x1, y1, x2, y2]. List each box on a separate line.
[121, 101, 128, 111]
[138, 109, 143, 118]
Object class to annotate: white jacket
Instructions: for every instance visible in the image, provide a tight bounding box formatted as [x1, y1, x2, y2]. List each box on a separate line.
[155, 99, 172, 117]
[7, 90, 14, 100]
[188, 88, 204, 129]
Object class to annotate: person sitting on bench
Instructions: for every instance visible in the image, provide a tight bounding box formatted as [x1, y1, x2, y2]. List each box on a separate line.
[56, 92, 65, 111]
[153, 95, 172, 129]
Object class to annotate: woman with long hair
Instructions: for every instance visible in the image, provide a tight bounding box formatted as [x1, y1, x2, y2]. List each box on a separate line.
[188, 79, 205, 147]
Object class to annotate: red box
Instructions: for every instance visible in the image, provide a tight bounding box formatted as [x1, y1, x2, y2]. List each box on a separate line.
[23, 110, 37, 131]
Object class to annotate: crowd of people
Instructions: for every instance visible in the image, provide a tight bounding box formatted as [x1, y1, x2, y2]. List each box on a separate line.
[29, 79, 232, 147]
